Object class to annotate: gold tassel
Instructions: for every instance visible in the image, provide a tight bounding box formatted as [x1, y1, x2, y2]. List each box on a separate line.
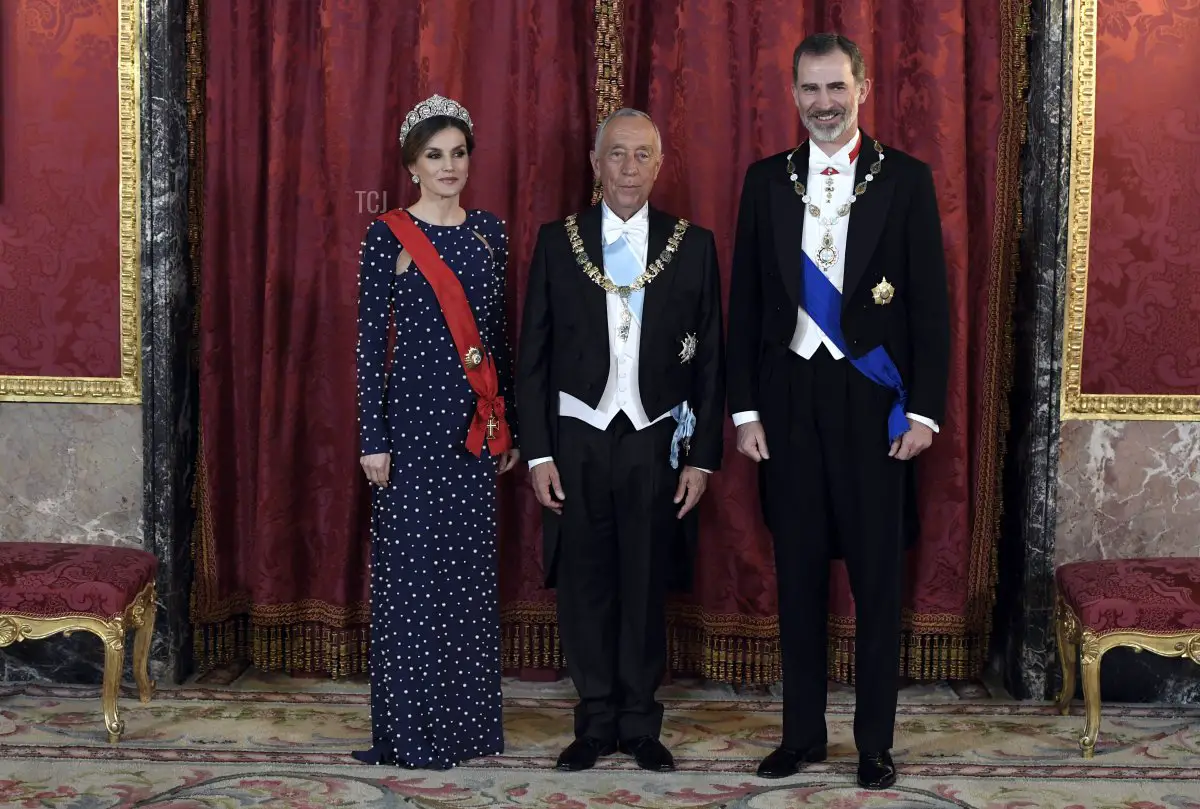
[592, 0, 625, 204]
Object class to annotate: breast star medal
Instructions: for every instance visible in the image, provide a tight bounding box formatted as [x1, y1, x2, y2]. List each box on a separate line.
[679, 333, 698, 363]
[871, 277, 895, 305]
[464, 346, 484, 369]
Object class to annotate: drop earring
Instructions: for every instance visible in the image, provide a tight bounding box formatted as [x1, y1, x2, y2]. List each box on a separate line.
[411, 174, 419, 184]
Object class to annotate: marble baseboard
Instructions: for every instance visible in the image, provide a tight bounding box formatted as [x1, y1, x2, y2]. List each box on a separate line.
[1056, 420, 1200, 564]
[1060, 647, 1200, 705]
[0, 631, 168, 686]
[0, 403, 143, 546]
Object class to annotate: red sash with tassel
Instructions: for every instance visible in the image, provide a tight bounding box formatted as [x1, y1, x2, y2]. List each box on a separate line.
[378, 210, 513, 458]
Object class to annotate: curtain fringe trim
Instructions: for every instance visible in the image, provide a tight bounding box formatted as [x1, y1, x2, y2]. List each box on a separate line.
[193, 617, 369, 678]
[500, 618, 988, 685]
[194, 615, 986, 684]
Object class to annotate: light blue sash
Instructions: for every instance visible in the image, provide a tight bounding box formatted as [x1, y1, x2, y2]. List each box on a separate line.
[602, 234, 644, 322]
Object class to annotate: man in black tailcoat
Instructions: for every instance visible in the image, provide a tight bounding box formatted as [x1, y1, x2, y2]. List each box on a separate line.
[726, 33, 951, 789]
[516, 108, 725, 774]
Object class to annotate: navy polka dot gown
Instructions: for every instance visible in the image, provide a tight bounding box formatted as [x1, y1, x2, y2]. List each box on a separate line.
[355, 209, 512, 769]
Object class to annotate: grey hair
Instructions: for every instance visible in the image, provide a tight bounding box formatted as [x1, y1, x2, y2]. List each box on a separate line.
[593, 107, 662, 154]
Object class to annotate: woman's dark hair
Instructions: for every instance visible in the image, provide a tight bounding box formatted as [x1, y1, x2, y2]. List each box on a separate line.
[401, 116, 475, 169]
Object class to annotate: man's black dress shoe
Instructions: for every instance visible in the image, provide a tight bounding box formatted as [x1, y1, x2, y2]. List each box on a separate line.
[857, 750, 897, 789]
[555, 737, 617, 772]
[756, 744, 828, 778]
[618, 736, 675, 772]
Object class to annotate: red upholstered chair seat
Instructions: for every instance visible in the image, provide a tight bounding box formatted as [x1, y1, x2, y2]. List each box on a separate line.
[0, 541, 157, 620]
[1056, 558, 1200, 636]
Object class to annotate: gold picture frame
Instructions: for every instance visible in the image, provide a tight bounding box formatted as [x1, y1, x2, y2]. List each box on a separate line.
[1060, 0, 1200, 420]
[0, 0, 142, 404]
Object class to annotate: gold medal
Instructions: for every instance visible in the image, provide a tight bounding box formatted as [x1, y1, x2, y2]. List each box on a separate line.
[871, 277, 895, 305]
[464, 346, 484, 369]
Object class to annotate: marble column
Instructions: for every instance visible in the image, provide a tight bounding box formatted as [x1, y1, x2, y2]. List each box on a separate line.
[995, 0, 1071, 701]
[140, 0, 198, 686]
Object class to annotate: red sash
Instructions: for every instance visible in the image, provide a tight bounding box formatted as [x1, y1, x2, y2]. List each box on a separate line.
[378, 210, 513, 458]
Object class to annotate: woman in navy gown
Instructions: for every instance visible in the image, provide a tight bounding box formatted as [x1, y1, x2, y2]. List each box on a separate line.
[354, 94, 519, 770]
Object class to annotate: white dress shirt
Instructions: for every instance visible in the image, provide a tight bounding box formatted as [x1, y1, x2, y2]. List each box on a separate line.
[530, 202, 706, 470]
[732, 131, 939, 433]
[559, 201, 670, 432]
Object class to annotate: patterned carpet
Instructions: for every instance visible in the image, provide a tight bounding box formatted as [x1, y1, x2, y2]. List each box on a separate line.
[1, 676, 1198, 808]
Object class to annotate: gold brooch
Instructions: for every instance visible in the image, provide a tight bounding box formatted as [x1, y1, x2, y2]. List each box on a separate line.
[871, 277, 895, 305]
[464, 346, 484, 369]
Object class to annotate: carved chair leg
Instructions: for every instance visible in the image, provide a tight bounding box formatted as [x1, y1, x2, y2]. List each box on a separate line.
[1054, 597, 1078, 715]
[1079, 643, 1104, 758]
[131, 586, 157, 703]
[98, 625, 126, 744]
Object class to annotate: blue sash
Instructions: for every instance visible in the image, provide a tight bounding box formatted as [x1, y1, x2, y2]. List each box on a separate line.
[802, 251, 910, 442]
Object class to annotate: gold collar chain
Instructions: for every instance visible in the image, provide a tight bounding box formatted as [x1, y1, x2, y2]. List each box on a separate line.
[786, 140, 886, 273]
[564, 214, 689, 296]
[786, 139, 886, 217]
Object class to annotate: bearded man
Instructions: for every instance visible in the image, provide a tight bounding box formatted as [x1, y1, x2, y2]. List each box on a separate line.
[726, 33, 951, 789]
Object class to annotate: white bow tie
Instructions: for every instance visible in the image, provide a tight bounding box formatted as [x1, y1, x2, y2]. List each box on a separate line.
[603, 217, 648, 246]
[809, 155, 852, 176]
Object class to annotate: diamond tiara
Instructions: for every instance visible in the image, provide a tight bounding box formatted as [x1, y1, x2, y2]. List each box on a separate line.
[399, 94, 474, 146]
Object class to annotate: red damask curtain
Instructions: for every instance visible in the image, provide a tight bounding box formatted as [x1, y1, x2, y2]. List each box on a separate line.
[641, 0, 1022, 680]
[192, 0, 595, 673]
[194, 0, 1023, 683]
[499, 0, 1025, 683]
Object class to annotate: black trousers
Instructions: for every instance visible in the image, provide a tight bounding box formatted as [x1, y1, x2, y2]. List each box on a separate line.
[759, 346, 907, 753]
[554, 412, 679, 743]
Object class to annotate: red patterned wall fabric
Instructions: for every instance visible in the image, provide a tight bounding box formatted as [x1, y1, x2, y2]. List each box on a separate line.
[1081, 1, 1200, 396]
[0, 0, 121, 378]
